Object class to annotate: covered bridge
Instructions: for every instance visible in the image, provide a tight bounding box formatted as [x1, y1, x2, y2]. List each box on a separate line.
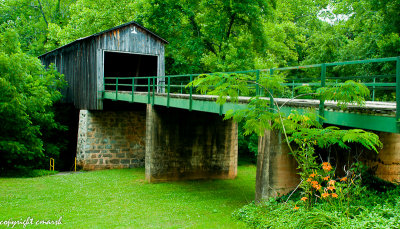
[39, 21, 168, 110]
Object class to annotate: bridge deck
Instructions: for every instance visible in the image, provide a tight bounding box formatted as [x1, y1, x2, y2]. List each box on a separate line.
[103, 91, 398, 133]
[140, 92, 396, 113]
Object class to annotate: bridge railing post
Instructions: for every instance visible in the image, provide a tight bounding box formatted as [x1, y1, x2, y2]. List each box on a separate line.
[319, 63, 327, 124]
[396, 56, 400, 121]
[372, 77, 376, 102]
[115, 78, 118, 100]
[131, 77, 135, 103]
[147, 77, 151, 104]
[256, 70, 260, 96]
[292, 79, 295, 98]
[152, 76, 155, 106]
[269, 69, 274, 109]
[189, 75, 193, 111]
[167, 75, 170, 107]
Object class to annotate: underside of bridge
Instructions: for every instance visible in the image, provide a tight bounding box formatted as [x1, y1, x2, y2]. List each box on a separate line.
[145, 105, 238, 182]
[75, 101, 399, 202]
[76, 102, 239, 181]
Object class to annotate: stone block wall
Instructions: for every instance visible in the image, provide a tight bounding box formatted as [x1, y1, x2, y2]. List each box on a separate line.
[76, 109, 146, 170]
[365, 132, 400, 182]
[256, 129, 300, 202]
[145, 105, 238, 182]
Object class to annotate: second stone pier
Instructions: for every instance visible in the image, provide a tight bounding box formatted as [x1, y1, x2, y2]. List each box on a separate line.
[145, 105, 238, 182]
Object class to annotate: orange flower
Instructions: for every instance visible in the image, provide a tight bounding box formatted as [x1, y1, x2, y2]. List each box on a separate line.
[301, 197, 308, 202]
[311, 180, 319, 186]
[328, 180, 336, 186]
[322, 162, 330, 167]
[322, 162, 333, 171]
[321, 192, 330, 198]
[323, 176, 330, 181]
[306, 178, 312, 183]
[313, 184, 322, 190]
[340, 177, 348, 182]
[327, 186, 335, 191]
[309, 173, 316, 178]
[293, 205, 299, 210]
[331, 193, 338, 198]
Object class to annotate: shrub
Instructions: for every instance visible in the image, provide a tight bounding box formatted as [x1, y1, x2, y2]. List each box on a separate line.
[0, 29, 66, 170]
[233, 179, 400, 229]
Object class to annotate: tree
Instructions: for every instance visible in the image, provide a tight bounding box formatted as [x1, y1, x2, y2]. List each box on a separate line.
[0, 0, 76, 55]
[47, 0, 137, 47]
[301, 0, 400, 64]
[0, 29, 66, 169]
[135, 0, 279, 74]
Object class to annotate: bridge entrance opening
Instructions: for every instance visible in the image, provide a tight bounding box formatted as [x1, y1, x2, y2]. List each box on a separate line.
[104, 51, 158, 92]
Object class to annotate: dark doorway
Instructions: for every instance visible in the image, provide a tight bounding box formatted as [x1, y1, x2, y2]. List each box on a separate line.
[104, 51, 158, 92]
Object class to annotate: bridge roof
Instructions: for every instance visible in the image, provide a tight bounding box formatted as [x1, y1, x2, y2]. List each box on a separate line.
[39, 20, 168, 58]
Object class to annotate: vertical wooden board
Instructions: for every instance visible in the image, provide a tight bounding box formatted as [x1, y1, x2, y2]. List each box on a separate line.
[132, 27, 137, 53]
[75, 44, 81, 108]
[97, 47, 104, 110]
[90, 40, 98, 110]
[121, 29, 127, 51]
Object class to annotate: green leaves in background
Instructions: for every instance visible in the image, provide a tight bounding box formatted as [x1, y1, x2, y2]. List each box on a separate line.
[0, 30, 66, 169]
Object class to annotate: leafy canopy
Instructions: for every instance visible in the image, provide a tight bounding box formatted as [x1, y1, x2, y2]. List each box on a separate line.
[0, 29, 66, 169]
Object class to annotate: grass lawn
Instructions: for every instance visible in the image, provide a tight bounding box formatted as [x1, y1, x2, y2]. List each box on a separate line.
[0, 164, 256, 228]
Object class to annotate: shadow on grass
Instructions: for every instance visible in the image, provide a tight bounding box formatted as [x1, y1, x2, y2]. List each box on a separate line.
[143, 166, 257, 205]
[0, 168, 58, 178]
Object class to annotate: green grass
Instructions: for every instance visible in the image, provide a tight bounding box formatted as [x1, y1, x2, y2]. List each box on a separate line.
[0, 165, 256, 228]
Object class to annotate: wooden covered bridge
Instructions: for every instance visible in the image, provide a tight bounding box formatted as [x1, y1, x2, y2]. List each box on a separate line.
[39, 21, 400, 202]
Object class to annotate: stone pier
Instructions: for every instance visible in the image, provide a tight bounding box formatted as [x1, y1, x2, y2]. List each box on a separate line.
[145, 105, 238, 182]
[76, 109, 146, 170]
[366, 132, 400, 182]
[255, 129, 299, 202]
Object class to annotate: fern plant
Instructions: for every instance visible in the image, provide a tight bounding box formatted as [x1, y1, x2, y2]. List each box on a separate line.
[187, 71, 382, 205]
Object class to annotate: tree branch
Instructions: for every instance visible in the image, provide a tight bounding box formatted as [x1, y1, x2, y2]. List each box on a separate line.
[226, 12, 237, 40]
[285, 180, 303, 203]
[37, 0, 48, 27]
[188, 15, 217, 55]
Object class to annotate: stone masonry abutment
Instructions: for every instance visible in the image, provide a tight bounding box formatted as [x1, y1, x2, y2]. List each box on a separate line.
[76, 109, 146, 170]
[366, 132, 400, 182]
[145, 105, 238, 182]
[255, 130, 400, 202]
[255, 129, 300, 202]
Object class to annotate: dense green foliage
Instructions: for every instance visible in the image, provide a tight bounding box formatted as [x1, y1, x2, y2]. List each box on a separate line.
[0, 30, 65, 170]
[233, 178, 400, 228]
[1, 0, 398, 73]
[0, 168, 58, 178]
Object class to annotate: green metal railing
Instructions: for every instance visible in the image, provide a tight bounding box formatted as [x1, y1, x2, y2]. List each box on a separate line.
[103, 56, 400, 122]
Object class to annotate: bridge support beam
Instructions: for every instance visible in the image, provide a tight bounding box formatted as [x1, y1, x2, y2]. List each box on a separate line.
[255, 129, 299, 202]
[145, 105, 238, 182]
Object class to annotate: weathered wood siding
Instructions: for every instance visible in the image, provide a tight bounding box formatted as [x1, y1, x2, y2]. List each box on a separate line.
[40, 39, 97, 109]
[39, 22, 166, 110]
